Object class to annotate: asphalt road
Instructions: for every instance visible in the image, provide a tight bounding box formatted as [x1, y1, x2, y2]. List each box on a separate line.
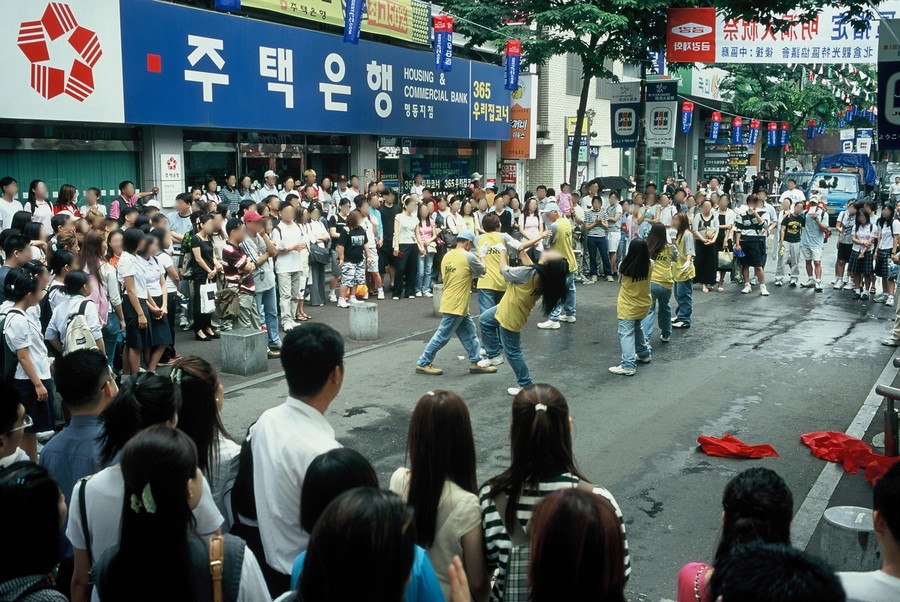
[196, 244, 898, 601]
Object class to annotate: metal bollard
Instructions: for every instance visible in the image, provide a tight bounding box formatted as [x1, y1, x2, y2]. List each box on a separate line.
[875, 384, 900, 457]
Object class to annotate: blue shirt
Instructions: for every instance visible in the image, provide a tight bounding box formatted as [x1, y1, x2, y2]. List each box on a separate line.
[371, 208, 384, 242]
[291, 545, 443, 602]
[800, 210, 827, 249]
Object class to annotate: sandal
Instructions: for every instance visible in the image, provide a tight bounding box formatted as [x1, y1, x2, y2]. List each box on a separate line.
[301, 313, 312, 320]
[702, 286, 709, 293]
[295, 315, 310, 322]
[717, 285, 724, 292]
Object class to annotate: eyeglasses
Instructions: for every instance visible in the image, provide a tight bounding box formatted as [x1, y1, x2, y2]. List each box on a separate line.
[4, 414, 33, 435]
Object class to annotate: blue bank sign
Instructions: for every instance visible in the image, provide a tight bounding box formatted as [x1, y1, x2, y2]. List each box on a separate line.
[120, 0, 508, 140]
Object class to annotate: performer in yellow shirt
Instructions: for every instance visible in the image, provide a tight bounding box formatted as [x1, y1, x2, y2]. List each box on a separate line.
[537, 201, 578, 330]
[609, 239, 652, 376]
[416, 231, 498, 376]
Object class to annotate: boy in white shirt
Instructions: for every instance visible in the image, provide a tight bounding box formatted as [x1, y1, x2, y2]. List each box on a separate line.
[270, 202, 307, 332]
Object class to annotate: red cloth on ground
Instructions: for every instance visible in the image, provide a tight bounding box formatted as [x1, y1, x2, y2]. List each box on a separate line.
[800, 431, 900, 484]
[697, 434, 779, 459]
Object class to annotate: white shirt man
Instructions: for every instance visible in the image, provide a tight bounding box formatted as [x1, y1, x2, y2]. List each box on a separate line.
[890, 178, 900, 202]
[779, 180, 806, 205]
[256, 170, 280, 202]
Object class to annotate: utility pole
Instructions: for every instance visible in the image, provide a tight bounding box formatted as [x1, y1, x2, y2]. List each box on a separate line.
[635, 61, 648, 194]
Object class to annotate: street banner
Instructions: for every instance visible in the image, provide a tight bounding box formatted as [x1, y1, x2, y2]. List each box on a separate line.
[243, 0, 432, 45]
[344, 0, 364, 44]
[645, 79, 678, 148]
[708, 111, 721, 142]
[666, 3, 900, 64]
[857, 127, 873, 154]
[748, 119, 760, 146]
[433, 15, 453, 72]
[807, 119, 816, 140]
[780, 122, 790, 146]
[767, 122, 778, 146]
[731, 116, 743, 144]
[505, 40, 521, 91]
[879, 19, 900, 150]
[502, 73, 537, 159]
[609, 80, 641, 148]
[680, 101, 694, 134]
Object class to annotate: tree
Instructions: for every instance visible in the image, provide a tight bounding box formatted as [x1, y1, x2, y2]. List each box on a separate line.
[443, 0, 705, 190]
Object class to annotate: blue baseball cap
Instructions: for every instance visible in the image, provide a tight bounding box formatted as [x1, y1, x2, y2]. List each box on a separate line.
[456, 230, 476, 243]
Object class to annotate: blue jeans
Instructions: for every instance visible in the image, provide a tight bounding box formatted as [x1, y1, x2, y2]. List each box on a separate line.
[618, 319, 651, 371]
[548, 272, 577, 321]
[586, 236, 611, 277]
[417, 313, 481, 366]
[674, 280, 693, 325]
[477, 288, 503, 315]
[255, 286, 282, 347]
[101, 312, 124, 368]
[416, 253, 434, 294]
[480, 306, 531, 386]
[641, 283, 672, 344]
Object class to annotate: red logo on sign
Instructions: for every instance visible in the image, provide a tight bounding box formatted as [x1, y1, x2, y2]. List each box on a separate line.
[666, 8, 716, 63]
[17, 3, 102, 102]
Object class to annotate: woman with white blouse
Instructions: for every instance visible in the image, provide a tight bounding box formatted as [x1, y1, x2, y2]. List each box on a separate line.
[715, 195, 737, 292]
[393, 196, 420, 300]
[24, 179, 53, 238]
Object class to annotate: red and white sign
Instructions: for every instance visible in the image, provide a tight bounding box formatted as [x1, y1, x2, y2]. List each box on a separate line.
[2, 0, 124, 122]
[666, 8, 717, 63]
[159, 153, 184, 208]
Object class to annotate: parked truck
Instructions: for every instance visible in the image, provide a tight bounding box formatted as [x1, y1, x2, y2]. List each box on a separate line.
[806, 154, 877, 224]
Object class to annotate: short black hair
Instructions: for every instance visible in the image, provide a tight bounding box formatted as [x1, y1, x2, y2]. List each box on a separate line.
[63, 269, 89, 296]
[226, 217, 243, 235]
[0, 176, 16, 190]
[874, 461, 900, 540]
[55, 349, 109, 409]
[300, 448, 378, 533]
[353, 195, 368, 210]
[119, 180, 134, 191]
[86, 186, 101, 197]
[281, 324, 344, 397]
[2, 233, 28, 258]
[121, 206, 139, 220]
[383, 188, 395, 197]
[50, 213, 71, 233]
[710, 543, 845, 602]
[536, 185, 547, 192]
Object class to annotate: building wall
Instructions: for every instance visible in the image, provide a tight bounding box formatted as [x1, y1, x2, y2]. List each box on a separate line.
[524, 54, 622, 191]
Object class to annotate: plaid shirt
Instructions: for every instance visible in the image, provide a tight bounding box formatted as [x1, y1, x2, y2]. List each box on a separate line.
[221, 242, 255, 295]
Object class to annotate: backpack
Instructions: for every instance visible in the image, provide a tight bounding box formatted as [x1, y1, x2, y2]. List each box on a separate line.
[39, 283, 65, 333]
[63, 300, 98, 355]
[0, 308, 25, 383]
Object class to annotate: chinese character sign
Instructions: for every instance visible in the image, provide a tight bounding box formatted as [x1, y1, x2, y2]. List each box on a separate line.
[433, 15, 452, 72]
[667, 8, 717, 62]
[748, 119, 760, 146]
[879, 20, 900, 150]
[708, 111, 721, 142]
[505, 40, 521, 91]
[767, 122, 778, 146]
[645, 79, 678, 148]
[119, 0, 508, 140]
[609, 80, 641, 148]
[731, 116, 743, 144]
[780, 122, 790, 146]
[681, 101, 694, 134]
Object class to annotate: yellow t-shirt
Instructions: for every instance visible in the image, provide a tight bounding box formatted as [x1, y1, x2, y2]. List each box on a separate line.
[477, 232, 507, 292]
[549, 217, 577, 273]
[439, 248, 477, 316]
[651, 245, 675, 290]
[617, 275, 652, 320]
[495, 268, 541, 332]
[674, 233, 696, 282]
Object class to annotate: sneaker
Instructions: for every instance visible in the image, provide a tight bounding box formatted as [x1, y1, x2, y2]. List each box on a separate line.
[606, 275, 615, 282]
[874, 294, 887, 303]
[814, 281, 823, 293]
[267, 349, 281, 359]
[416, 364, 443, 375]
[882, 338, 900, 347]
[833, 278, 844, 290]
[660, 334, 671, 343]
[591, 276, 598, 283]
[854, 290, 862, 299]
[424, 291, 433, 298]
[671, 317, 679, 323]
[507, 387, 522, 396]
[337, 298, 350, 308]
[415, 291, 423, 298]
[638, 355, 652, 364]
[608, 365, 636, 376]
[478, 356, 505, 367]
[800, 278, 815, 288]
[537, 320, 560, 330]
[392, 296, 400, 300]
[282, 321, 296, 332]
[774, 279, 783, 287]
[260, 325, 268, 332]
[329, 292, 338, 303]
[750, 278, 759, 285]
[268, 345, 282, 351]
[559, 315, 577, 323]
[469, 363, 498, 374]
[789, 280, 798, 288]
[408, 295, 416, 299]
[862, 291, 870, 300]
[672, 321, 690, 329]
[760, 284, 770, 297]
[741, 283, 752, 294]
[888, 296, 896, 307]
[377, 289, 385, 300]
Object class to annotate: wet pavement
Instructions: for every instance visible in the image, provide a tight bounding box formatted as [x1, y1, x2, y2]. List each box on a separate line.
[177, 246, 898, 601]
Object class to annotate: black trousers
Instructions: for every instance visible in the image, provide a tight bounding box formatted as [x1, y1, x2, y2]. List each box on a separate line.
[392, 243, 418, 298]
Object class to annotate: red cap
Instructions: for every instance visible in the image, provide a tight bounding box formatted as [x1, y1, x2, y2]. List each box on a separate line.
[243, 211, 264, 223]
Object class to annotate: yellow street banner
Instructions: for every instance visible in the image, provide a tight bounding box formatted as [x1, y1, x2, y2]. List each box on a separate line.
[243, 0, 431, 45]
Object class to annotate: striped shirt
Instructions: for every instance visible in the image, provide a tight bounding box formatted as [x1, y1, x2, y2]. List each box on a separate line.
[479, 472, 631, 601]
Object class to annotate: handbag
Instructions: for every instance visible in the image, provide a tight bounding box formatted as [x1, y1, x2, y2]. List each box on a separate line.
[199, 281, 218, 315]
[209, 532, 225, 602]
[309, 243, 330, 265]
[717, 250, 734, 269]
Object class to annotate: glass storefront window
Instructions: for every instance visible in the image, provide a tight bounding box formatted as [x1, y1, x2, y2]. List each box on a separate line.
[377, 138, 479, 194]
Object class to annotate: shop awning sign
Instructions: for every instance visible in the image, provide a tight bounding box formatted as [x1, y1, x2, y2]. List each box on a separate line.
[878, 19, 900, 150]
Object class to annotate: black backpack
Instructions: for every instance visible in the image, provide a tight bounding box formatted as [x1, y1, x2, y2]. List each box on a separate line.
[38, 283, 65, 333]
[230, 424, 257, 523]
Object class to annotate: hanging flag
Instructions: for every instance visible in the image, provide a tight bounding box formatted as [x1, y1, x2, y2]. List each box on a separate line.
[807, 119, 816, 139]
[505, 40, 521, 91]
[748, 119, 760, 146]
[870, 106, 877, 123]
[780, 122, 790, 146]
[708, 111, 721, 142]
[680, 101, 694, 134]
[343, 0, 364, 44]
[433, 16, 453, 72]
[731, 116, 743, 144]
[214, 0, 241, 10]
[646, 80, 679, 148]
[838, 109, 846, 129]
[817, 122, 826, 135]
[767, 122, 778, 146]
[846, 104, 855, 119]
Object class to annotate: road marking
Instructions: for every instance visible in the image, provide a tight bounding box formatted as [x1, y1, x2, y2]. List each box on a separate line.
[223, 329, 433, 395]
[790, 354, 896, 550]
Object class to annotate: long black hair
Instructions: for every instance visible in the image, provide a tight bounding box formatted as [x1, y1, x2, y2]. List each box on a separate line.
[0, 462, 62, 582]
[98, 372, 182, 465]
[645, 223, 669, 260]
[619, 239, 650, 281]
[878, 203, 896, 231]
[171, 356, 232, 476]
[713, 467, 793, 565]
[532, 257, 570, 315]
[27, 179, 45, 214]
[100, 426, 198, 602]
[300, 448, 379, 534]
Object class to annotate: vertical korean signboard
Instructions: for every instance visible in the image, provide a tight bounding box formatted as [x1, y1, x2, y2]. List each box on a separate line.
[501, 73, 537, 159]
[879, 19, 900, 150]
[609, 80, 641, 148]
[159, 154, 184, 208]
[645, 80, 678, 149]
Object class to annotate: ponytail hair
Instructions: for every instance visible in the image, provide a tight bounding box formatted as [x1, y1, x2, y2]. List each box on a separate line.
[3, 266, 40, 302]
[98, 373, 182, 465]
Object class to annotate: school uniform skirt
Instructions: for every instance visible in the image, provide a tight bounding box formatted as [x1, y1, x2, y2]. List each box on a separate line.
[148, 295, 173, 346]
[123, 298, 151, 350]
[849, 249, 875, 276]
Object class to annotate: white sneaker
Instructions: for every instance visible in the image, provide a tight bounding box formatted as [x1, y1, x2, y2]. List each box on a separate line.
[337, 298, 350, 308]
[774, 279, 783, 287]
[760, 284, 770, 296]
[478, 356, 505, 368]
[888, 296, 896, 307]
[507, 387, 522, 396]
[537, 320, 560, 330]
[741, 283, 752, 294]
[424, 291, 433, 298]
[608, 365, 636, 376]
[833, 278, 844, 290]
[415, 291, 423, 298]
[638, 355, 652, 364]
[377, 289, 385, 300]
[559, 315, 576, 323]
[800, 278, 815, 288]
[329, 292, 338, 303]
[814, 281, 823, 292]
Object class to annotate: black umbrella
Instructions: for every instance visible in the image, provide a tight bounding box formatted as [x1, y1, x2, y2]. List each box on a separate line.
[589, 176, 632, 191]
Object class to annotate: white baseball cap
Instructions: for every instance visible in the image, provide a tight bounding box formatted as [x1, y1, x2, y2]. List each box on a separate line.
[264, 170, 277, 180]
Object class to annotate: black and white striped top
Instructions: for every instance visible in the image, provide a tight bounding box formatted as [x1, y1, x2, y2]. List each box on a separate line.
[479, 472, 631, 601]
